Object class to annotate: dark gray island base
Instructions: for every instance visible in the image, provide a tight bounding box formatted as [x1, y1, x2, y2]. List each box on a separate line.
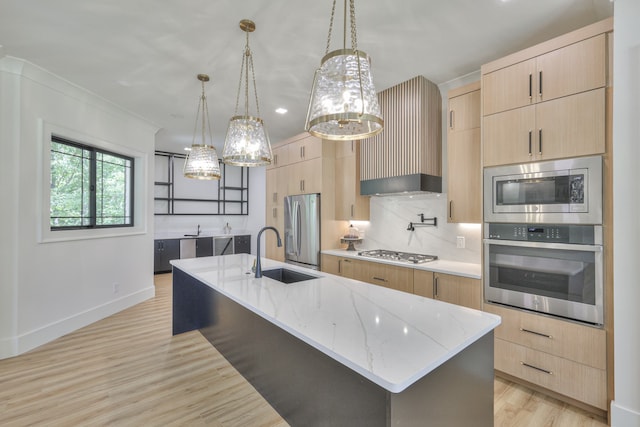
[173, 266, 495, 427]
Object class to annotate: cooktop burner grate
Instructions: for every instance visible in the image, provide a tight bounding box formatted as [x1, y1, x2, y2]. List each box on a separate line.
[357, 249, 438, 264]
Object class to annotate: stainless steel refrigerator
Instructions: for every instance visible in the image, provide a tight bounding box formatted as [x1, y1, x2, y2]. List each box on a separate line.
[284, 194, 321, 270]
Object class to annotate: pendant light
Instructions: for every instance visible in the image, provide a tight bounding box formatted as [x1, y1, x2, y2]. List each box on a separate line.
[222, 19, 272, 167]
[183, 74, 221, 180]
[305, 0, 383, 141]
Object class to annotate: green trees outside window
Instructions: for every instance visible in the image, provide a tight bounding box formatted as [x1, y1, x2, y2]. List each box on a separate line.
[50, 136, 134, 229]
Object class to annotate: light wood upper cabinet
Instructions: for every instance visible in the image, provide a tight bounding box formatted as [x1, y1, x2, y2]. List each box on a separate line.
[535, 34, 606, 103]
[335, 141, 370, 221]
[482, 25, 610, 167]
[266, 144, 290, 170]
[447, 82, 481, 223]
[483, 105, 537, 166]
[288, 135, 323, 163]
[288, 157, 323, 195]
[483, 88, 605, 166]
[534, 88, 606, 161]
[483, 34, 607, 117]
[483, 59, 536, 116]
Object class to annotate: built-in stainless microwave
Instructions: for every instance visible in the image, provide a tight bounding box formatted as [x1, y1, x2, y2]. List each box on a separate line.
[484, 156, 602, 224]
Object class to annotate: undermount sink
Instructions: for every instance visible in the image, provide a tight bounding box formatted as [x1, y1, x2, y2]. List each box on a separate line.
[261, 268, 318, 284]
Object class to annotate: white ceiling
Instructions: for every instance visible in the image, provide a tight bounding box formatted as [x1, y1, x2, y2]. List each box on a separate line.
[0, 0, 612, 153]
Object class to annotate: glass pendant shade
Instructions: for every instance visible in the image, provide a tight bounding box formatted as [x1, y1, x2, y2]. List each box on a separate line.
[305, 0, 383, 141]
[223, 115, 272, 166]
[306, 49, 383, 140]
[183, 73, 221, 180]
[183, 144, 221, 179]
[222, 19, 273, 167]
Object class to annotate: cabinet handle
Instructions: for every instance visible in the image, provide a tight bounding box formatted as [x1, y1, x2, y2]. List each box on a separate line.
[434, 276, 439, 297]
[338, 259, 342, 274]
[521, 361, 553, 375]
[273, 192, 277, 203]
[528, 130, 533, 156]
[351, 140, 354, 153]
[449, 110, 454, 129]
[449, 201, 453, 219]
[538, 71, 543, 97]
[272, 207, 277, 218]
[372, 276, 388, 283]
[528, 73, 532, 99]
[274, 154, 278, 166]
[520, 328, 553, 339]
[538, 129, 543, 155]
[351, 204, 355, 218]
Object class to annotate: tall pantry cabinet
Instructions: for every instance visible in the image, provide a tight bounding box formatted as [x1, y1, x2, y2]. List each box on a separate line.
[481, 18, 614, 417]
[447, 81, 481, 223]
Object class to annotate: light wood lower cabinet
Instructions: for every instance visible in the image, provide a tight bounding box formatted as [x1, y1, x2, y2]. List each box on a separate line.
[362, 262, 414, 293]
[323, 255, 482, 307]
[414, 270, 482, 310]
[485, 303, 607, 410]
[495, 339, 606, 410]
[321, 254, 366, 281]
[321, 254, 413, 293]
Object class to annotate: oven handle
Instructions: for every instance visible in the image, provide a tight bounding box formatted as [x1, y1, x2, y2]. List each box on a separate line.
[483, 238, 602, 252]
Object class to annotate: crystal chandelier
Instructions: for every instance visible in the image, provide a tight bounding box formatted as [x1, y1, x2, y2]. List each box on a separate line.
[183, 74, 221, 180]
[305, 0, 383, 141]
[222, 19, 272, 167]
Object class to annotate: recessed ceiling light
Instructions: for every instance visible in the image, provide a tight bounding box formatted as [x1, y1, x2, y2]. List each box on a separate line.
[275, 107, 288, 114]
[184, 147, 192, 152]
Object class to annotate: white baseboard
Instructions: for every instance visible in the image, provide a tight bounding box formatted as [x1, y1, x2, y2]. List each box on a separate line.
[611, 400, 640, 427]
[0, 286, 155, 360]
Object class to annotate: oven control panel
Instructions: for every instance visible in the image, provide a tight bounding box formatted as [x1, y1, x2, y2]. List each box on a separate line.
[487, 223, 596, 244]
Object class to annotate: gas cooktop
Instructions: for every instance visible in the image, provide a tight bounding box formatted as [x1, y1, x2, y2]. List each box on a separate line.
[357, 249, 438, 264]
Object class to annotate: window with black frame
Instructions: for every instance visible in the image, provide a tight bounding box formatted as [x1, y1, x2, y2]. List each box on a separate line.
[50, 135, 134, 229]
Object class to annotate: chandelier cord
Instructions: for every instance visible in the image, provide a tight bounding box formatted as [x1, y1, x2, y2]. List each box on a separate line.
[192, 81, 204, 146]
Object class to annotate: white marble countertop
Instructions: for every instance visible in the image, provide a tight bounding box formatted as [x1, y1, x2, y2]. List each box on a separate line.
[154, 232, 247, 240]
[321, 249, 482, 279]
[171, 254, 500, 393]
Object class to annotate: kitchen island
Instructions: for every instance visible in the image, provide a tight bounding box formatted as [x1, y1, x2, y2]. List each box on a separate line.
[172, 254, 500, 426]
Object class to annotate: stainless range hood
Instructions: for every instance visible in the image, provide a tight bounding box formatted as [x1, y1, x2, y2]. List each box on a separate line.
[360, 76, 442, 196]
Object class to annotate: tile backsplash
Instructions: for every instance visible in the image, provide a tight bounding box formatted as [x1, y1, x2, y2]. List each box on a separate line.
[352, 193, 481, 264]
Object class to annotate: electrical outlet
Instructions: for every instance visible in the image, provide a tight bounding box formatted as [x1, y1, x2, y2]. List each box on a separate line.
[113, 282, 120, 294]
[456, 236, 465, 249]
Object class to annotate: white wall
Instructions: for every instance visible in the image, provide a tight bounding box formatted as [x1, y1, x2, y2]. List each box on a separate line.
[0, 57, 158, 359]
[612, 0, 640, 425]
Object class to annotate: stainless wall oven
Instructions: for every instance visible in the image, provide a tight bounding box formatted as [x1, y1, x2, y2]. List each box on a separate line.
[484, 223, 603, 325]
[484, 156, 602, 224]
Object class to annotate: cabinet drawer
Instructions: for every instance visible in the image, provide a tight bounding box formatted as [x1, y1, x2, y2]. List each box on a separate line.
[485, 304, 606, 369]
[364, 263, 414, 293]
[495, 338, 607, 410]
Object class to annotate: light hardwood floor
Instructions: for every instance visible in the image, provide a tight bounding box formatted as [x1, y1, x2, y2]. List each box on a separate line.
[0, 274, 608, 426]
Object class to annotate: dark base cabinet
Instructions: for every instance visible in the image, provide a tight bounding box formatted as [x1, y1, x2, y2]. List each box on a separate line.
[154, 234, 252, 273]
[195, 237, 213, 257]
[234, 234, 251, 254]
[154, 239, 180, 273]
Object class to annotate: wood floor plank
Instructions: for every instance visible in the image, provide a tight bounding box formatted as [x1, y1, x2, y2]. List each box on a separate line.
[0, 273, 607, 426]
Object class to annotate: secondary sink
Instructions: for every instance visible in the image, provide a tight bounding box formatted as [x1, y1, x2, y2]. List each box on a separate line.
[261, 268, 318, 284]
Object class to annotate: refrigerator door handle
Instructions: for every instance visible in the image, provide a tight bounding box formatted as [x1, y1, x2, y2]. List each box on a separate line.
[296, 203, 302, 256]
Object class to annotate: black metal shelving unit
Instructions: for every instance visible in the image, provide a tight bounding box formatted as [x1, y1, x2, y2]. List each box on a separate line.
[154, 151, 249, 216]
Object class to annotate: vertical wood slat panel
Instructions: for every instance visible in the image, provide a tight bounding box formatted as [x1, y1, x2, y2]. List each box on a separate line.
[361, 75, 441, 180]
